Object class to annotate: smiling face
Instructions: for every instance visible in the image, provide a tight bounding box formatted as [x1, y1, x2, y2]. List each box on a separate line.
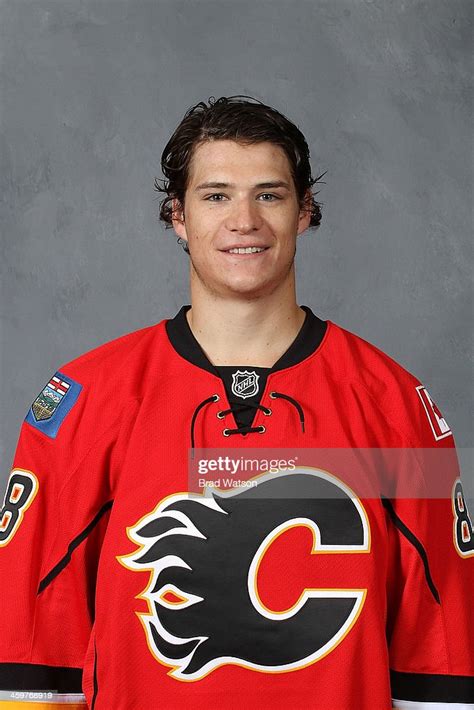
[172, 140, 312, 300]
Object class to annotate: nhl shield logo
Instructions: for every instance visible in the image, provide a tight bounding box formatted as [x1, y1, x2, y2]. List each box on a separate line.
[231, 370, 260, 399]
[32, 374, 71, 421]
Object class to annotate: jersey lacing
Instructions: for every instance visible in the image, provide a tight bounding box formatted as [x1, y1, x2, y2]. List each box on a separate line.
[190, 391, 306, 455]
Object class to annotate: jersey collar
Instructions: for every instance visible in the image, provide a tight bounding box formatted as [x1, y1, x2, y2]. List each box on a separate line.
[165, 304, 327, 376]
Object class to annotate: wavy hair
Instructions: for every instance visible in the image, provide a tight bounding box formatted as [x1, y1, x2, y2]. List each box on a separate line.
[154, 95, 326, 240]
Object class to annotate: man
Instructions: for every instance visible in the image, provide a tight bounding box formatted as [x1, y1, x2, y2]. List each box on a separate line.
[0, 95, 472, 709]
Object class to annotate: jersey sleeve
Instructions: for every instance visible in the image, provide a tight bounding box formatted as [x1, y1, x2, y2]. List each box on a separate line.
[0, 368, 136, 709]
[383, 381, 474, 709]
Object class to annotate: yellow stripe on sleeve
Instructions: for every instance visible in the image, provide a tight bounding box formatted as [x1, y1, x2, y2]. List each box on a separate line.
[0, 700, 87, 710]
[0, 703, 86, 709]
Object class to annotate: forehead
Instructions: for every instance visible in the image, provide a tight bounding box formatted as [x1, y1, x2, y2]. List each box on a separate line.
[187, 140, 293, 186]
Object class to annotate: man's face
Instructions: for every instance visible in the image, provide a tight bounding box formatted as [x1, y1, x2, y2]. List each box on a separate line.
[172, 139, 311, 299]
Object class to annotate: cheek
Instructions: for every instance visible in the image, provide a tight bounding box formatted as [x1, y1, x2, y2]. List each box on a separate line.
[187, 210, 217, 240]
[274, 209, 299, 236]
[187, 223, 217, 266]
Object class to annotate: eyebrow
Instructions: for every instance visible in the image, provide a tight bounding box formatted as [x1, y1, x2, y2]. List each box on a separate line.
[194, 180, 291, 191]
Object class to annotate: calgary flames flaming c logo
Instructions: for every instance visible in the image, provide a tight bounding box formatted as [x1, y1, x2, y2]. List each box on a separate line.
[118, 469, 370, 681]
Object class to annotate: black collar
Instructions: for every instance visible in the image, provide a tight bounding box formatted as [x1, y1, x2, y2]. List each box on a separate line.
[165, 305, 327, 376]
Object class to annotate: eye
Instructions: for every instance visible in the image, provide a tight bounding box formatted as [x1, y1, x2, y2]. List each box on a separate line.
[258, 193, 281, 201]
[205, 193, 227, 201]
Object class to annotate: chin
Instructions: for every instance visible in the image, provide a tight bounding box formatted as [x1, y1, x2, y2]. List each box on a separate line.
[193, 260, 292, 297]
[218, 277, 278, 298]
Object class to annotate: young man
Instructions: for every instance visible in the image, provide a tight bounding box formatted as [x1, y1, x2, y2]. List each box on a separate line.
[0, 96, 472, 710]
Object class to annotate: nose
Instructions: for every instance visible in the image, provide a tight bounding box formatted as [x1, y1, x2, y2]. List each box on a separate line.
[225, 197, 263, 234]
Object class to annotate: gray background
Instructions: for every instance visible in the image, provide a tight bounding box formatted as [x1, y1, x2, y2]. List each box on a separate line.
[1, 0, 472, 501]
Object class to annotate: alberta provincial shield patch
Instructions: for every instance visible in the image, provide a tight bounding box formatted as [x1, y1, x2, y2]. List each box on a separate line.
[25, 371, 82, 438]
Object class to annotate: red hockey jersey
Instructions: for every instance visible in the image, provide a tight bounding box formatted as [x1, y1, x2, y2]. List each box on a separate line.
[0, 305, 473, 709]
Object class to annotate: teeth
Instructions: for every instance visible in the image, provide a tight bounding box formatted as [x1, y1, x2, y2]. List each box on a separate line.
[228, 247, 266, 254]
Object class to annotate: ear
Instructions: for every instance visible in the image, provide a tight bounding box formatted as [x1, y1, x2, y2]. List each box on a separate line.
[171, 198, 187, 240]
[296, 189, 312, 236]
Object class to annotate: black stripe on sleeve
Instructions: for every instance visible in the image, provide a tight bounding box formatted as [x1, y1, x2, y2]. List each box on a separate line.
[0, 662, 82, 692]
[381, 496, 440, 604]
[91, 637, 98, 710]
[38, 500, 113, 594]
[391, 670, 474, 703]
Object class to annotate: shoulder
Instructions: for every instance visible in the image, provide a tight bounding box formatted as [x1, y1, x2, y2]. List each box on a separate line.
[60, 320, 163, 382]
[325, 319, 419, 391]
[325, 320, 454, 446]
[24, 318, 169, 442]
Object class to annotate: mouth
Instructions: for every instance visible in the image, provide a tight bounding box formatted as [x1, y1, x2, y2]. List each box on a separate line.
[220, 246, 270, 255]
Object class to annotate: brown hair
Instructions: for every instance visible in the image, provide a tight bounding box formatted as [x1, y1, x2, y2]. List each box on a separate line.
[154, 95, 326, 233]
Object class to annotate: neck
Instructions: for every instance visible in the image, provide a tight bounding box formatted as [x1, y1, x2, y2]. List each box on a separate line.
[186, 273, 305, 367]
